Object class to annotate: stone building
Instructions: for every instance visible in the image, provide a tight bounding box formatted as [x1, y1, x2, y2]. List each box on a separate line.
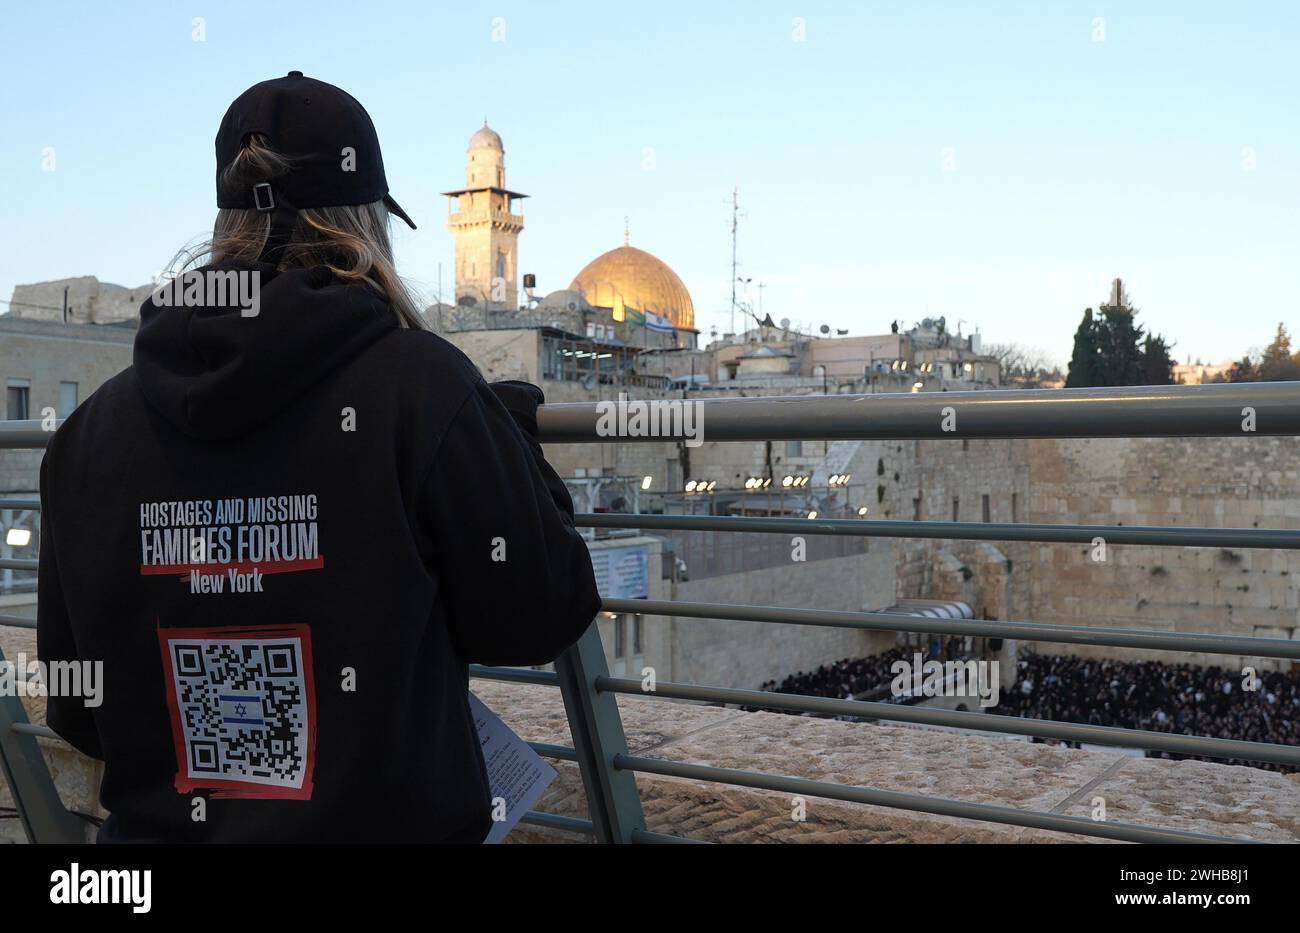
[8, 275, 151, 326]
[0, 314, 136, 595]
[570, 233, 697, 335]
[443, 124, 527, 311]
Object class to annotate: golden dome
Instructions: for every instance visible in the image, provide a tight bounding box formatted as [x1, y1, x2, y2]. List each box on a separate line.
[569, 244, 695, 331]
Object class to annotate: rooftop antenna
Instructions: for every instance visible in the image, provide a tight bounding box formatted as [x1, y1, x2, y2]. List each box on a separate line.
[728, 187, 745, 337]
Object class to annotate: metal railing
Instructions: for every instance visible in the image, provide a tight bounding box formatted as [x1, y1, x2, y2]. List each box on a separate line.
[2, 380, 1300, 843]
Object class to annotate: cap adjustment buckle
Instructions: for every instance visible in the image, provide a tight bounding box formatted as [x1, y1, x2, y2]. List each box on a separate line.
[252, 182, 276, 212]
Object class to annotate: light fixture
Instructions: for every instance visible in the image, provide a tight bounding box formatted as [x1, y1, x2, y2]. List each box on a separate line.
[762, 478, 772, 488]
[6, 528, 31, 547]
[641, 475, 653, 490]
[912, 381, 924, 392]
[782, 475, 793, 487]
[857, 506, 869, 516]
[807, 510, 818, 520]
[706, 481, 717, 492]
[685, 480, 698, 492]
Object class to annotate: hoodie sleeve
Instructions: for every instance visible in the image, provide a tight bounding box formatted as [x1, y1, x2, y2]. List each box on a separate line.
[35, 452, 104, 760]
[420, 379, 601, 666]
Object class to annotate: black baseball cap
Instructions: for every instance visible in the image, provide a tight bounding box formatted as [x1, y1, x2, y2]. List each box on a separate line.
[215, 71, 416, 231]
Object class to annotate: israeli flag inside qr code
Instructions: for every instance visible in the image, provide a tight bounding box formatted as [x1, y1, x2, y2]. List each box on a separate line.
[158, 624, 316, 800]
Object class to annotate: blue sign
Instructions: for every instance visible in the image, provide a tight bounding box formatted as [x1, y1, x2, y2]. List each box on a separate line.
[590, 545, 649, 599]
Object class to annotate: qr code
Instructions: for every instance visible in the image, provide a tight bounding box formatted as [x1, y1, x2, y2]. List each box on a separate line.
[159, 624, 315, 799]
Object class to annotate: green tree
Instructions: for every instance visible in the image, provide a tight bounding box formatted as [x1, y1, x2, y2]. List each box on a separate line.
[1258, 322, 1300, 381]
[1142, 333, 1176, 385]
[1222, 355, 1258, 382]
[1094, 304, 1146, 386]
[1065, 308, 1098, 388]
[1064, 282, 1180, 387]
[1222, 323, 1300, 382]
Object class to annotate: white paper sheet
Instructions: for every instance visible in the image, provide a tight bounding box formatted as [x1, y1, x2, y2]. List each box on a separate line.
[470, 691, 558, 844]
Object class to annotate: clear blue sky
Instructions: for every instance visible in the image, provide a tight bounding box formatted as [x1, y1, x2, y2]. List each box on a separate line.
[3, 0, 1298, 366]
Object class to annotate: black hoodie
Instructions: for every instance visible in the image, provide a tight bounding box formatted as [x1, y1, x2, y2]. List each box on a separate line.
[37, 261, 601, 842]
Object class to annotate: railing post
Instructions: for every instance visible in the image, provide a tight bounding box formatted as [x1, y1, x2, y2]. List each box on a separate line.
[0, 648, 87, 843]
[553, 622, 645, 843]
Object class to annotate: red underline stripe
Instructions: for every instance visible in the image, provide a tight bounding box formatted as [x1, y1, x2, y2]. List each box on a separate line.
[140, 557, 325, 577]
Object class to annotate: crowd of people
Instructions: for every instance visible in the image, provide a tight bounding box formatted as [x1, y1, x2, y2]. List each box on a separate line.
[757, 648, 912, 704]
[998, 653, 1300, 774]
[755, 648, 1299, 773]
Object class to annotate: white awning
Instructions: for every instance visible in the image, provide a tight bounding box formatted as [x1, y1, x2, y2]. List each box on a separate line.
[881, 598, 974, 620]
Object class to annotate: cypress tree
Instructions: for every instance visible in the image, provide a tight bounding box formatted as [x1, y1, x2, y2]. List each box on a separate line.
[1097, 305, 1146, 386]
[1142, 333, 1176, 385]
[1065, 308, 1098, 388]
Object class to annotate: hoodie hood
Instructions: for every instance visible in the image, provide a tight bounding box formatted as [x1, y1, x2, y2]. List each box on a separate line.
[133, 262, 398, 440]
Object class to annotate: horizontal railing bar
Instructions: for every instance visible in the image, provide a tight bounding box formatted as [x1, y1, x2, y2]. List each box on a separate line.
[468, 665, 560, 687]
[529, 742, 578, 762]
[0, 615, 37, 630]
[10, 723, 59, 740]
[536, 382, 1300, 442]
[0, 498, 40, 510]
[0, 559, 36, 572]
[596, 677, 1300, 766]
[614, 755, 1255, 844]
[630, 828, 711, 844]
[519, 811, 595, 835]
[5, 386, 1300, 447]
[580, 512, 1300, 550]
[0, 421, 58, 449]
[606, 598, 1300, 661]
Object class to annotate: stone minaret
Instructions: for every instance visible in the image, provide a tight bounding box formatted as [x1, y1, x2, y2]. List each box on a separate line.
[443, 123, 527, 310]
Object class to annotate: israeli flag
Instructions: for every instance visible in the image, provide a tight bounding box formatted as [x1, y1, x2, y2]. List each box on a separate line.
[645, 310, 675, 333]
[219, 692, 265, 727]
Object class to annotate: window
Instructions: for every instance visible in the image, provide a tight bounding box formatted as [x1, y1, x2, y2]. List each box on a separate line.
[1011, 492, 1018, 523]
[6, 380, 30, 421]
[982, 494, 991, 523]
[912, 497, 921, 521]
[59, 381, 78, 418]
[614, 615, 627, 658]
[786, 440, 802, 457]
[952, 497, 959, 522]
[633, 616, 643, 655]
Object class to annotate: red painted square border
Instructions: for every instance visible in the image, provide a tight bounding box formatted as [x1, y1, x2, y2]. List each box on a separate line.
[157, 623, 316, 800]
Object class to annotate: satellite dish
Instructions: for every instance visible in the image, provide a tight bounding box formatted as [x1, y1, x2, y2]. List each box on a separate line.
[819, 324, 830, 334]
[779, 317, 791, 329]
